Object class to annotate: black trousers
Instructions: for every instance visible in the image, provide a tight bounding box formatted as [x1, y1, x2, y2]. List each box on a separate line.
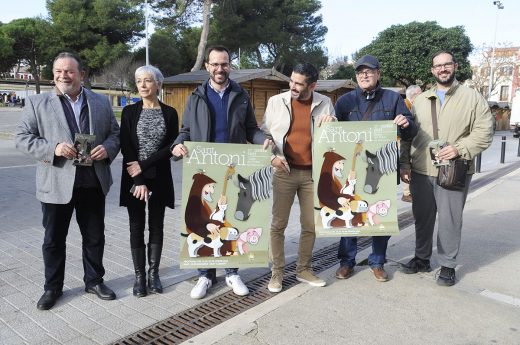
[126, 194, 166, 249]
[41, 188, 106, 291]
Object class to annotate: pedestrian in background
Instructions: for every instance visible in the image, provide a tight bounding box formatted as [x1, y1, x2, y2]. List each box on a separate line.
[119, 65, 178, 297]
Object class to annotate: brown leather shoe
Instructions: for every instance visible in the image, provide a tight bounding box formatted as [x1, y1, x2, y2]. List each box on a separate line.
[335, 265, 354, 279]
[401, 195, 413, 202]
[370, 266, 388, 282]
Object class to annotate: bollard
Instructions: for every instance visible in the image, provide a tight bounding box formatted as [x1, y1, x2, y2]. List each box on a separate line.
[475, 152, 481, 173]
[500, 136, 506, 163]
[518, 137, 520, 157]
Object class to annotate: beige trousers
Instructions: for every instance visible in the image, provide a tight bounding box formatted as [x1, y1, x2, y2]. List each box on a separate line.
[270, 168, 315, 274]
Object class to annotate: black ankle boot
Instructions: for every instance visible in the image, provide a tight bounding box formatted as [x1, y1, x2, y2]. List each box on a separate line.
[131, 247, 147, 297]
[147, 243, 163, 294]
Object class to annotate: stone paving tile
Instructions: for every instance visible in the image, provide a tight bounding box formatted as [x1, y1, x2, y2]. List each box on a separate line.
[4, 311, 50, 343]
[3, 291, 35, 310]
[106, 303, 140, 320]
[138, 305, 175, 321]
[35, 336, 65, 345]
[87, 327, 121, 344]
[122, 313, 157, 329]
[30, 311, 83, 343]
[13, 281, 42, 299]
[65, 336, 99, 345]
[0, 299, 18, 322]
[67, 317, 106, 335]
[53, 304, 91, 324]
[95, 314, 135, 337]
[143, 293, 188, 312]
[0, 335, 27, 345]
[0, 319, 22, 340]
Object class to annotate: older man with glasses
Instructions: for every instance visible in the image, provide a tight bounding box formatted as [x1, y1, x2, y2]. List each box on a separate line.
[334, 55, 417, 282]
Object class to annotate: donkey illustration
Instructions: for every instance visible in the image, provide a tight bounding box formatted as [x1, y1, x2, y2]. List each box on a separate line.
[234, 166, 273, 221]
[364, 141, 398, 194]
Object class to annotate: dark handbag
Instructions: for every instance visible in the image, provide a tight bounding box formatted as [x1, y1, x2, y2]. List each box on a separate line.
[430, 99, 468, 191]
[437, 159, 468, 190]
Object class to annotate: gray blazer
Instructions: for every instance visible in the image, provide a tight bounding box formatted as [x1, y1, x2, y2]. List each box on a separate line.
[15, 88, 120, 204]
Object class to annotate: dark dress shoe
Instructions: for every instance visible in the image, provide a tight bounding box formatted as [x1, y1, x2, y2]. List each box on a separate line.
[400, 257, 432, 274]
[85, 283, 116, 300]
[37, 290, 63, 310]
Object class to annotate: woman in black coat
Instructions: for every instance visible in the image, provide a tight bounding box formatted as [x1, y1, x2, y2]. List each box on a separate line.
[120, 65, 178, 297]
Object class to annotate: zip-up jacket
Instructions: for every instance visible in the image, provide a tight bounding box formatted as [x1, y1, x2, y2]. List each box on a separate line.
[335, 85, 417, 140]
[261, 90, 335, 163]
[172, 79, 265, 149]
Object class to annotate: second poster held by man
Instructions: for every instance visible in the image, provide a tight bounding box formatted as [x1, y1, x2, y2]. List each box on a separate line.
[313, 121, 399, 237]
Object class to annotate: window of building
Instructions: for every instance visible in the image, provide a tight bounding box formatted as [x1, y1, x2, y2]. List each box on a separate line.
[500, 86, 509, 101]
[499, 66, 513, 75]
[481, 86, 489, 97]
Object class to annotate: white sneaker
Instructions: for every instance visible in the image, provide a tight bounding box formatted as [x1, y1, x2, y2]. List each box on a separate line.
[190, 276, 212, 299]
[225, 274, 249, 296]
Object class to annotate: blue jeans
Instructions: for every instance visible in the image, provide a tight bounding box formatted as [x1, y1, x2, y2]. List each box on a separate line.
[198, 268, 238, 283]
[338, 236, 390, 268]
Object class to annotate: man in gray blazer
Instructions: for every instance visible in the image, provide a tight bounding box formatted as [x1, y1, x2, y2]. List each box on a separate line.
[16, 52, 120, 310]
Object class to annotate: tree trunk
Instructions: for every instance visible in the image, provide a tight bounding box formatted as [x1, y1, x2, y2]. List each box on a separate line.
[190, 0, 212, 72]
[29, 60, 41, 94]
[255, 48, 264, 67]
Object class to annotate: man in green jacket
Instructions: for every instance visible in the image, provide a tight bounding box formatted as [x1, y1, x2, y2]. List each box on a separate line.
[399, 51, 493, 286]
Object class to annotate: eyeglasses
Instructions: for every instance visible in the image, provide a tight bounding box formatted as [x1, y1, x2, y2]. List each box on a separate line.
[207, 62, 230, 69]
[432, 62, 455, 70]
[356, 69, 376, 77]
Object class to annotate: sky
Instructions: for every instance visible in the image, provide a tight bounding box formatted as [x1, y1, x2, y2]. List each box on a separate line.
[1, 0, 519, 63]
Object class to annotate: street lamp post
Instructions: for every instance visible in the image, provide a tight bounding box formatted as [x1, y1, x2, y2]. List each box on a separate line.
[145, 0, 149, 65]
[488, 0, 504, 101]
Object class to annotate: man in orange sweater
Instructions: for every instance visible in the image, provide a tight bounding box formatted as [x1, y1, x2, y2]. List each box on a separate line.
[261, 63, 335, 293]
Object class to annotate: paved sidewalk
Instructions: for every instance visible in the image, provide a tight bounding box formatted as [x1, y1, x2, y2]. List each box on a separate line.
[188, 155, 520, 345]
[0, 131, 519, 344]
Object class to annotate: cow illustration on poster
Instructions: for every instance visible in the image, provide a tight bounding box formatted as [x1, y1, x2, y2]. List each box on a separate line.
[180, 142, 272, 269]
[313, 121, 399, 237]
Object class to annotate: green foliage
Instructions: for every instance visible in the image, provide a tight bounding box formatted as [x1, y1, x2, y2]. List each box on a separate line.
[0, 18, 54, 92]
[356, 21, 473, 87]
[211, 0, 328, 75]
[0, 25, 16, 74]
[133, 27, 198, 77]
[46, 0, 144, 82]
[150, 0, 206, 30]
[330, 65, 356, 80]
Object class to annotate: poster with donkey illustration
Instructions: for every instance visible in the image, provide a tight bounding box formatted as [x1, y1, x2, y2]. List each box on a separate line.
[313, 121, 399, 237]
[180, 142, 272, 269]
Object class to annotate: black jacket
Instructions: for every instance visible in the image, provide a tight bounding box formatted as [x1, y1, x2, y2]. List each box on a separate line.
[172, 79, 265, 148]
[119, 101, 178, 208]
[335, 85, 417, 140]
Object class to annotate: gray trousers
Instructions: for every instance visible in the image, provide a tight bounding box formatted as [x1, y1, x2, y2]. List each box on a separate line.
[410, 172, 472, 268]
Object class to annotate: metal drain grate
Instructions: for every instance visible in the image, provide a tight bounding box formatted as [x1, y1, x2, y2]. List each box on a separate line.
[112, 237, 372, 345]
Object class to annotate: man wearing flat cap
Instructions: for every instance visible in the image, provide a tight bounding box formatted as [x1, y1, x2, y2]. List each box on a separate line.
[333, 55, 417, 282]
